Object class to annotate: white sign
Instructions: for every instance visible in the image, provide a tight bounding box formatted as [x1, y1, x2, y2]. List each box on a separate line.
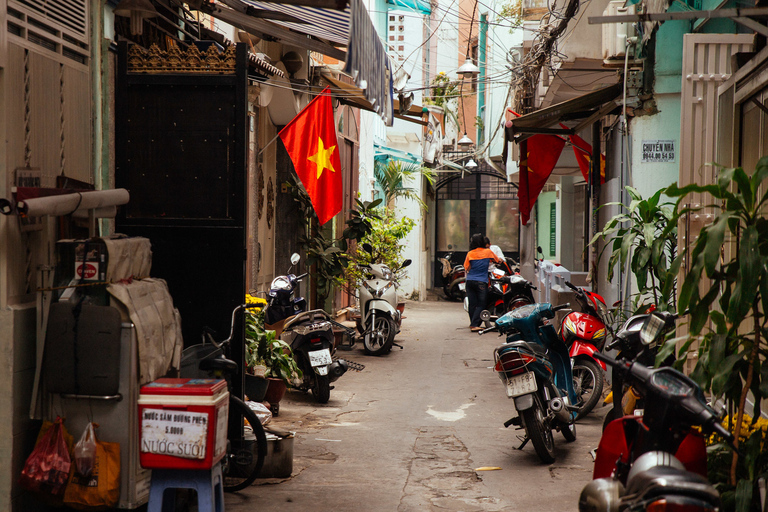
[642, 140, 676, 162]
[141, 409, 208, 459]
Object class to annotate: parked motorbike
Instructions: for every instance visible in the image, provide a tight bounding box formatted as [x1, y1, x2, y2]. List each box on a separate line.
[463, 267, 537, 324]
[438, 252, 466, 302]
[484, 302, 578, 463]
[561, 281, 610, 420]
[264, 253, 348, 403]
[601, 306, 678, 429]
[357, 244, 411, 356]
[579, 311, 736, 512]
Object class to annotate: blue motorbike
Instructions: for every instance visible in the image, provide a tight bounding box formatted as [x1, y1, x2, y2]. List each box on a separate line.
[483, 302, 578, 463]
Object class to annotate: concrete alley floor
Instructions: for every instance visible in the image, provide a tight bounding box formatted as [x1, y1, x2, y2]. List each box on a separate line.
[227, 300, 608, 512]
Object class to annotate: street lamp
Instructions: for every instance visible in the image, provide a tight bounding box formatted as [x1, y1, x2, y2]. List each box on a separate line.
[465, 158, 478, 170]
[458, 133, 473, 147]
[457, 58, 480, 78]
[114, 0, 158, 36]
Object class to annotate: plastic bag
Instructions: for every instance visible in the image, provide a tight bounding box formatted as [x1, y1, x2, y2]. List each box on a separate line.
[247, 400, 272, 425]
[19, 417, 72, 496]
[73, 423, 97, 478]
[64, 430, 121, 510]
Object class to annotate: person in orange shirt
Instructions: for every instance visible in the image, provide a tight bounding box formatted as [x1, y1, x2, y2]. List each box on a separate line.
[464, 233, 501, 331]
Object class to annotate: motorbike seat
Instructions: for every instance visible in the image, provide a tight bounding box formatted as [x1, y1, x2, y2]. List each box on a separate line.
[625, 466, 718, 504]
[284, 309, 331, 330]
[500, 340, 547, 358]
[199, 356, 238, 376]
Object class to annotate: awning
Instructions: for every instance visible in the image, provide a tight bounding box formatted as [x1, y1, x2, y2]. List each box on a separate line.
[387, 0, 431, 15]
[508, 82, 623, 137]
[321, 71, 426, 126]
[207, 0, 394, 124]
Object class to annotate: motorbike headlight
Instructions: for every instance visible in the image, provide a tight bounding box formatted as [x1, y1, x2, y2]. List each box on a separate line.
[381, 267, 393, 280]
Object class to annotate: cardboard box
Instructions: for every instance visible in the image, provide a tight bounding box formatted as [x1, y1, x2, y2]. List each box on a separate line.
[138, 378, 229, 470]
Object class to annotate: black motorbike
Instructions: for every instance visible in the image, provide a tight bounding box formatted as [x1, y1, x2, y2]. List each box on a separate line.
[263, 253, 348, 403]
[438, 252, 466, 301]
[580, 311, 735, 512]
[465, 267, 537, 325]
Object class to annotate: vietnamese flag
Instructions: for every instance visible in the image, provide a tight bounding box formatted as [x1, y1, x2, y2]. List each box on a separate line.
[568, 131, 606, 184]
[519, 134, 566, 225]
[279, 87, 343, 225]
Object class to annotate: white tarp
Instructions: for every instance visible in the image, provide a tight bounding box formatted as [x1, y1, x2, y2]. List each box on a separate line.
[108, 279, 182, 385]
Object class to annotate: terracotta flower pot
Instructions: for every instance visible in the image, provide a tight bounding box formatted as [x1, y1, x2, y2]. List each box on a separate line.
[264, 378, 287, 416]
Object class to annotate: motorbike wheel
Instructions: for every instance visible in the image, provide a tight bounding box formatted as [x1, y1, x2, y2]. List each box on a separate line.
[561, 421, 577, 442]
[312, 373, 331, 404]
[520, 393, 556, 463]
[572, 359, 604, 421]
[448, 280, 466, 301]
[223, 396, 268, 492]
[363, 315, 395, 356]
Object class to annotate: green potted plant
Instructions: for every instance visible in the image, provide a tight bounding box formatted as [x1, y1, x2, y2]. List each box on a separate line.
[245, 309, 302, 414]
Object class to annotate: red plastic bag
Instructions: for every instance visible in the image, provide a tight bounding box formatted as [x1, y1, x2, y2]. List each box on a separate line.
[19, 417, 72, 495]
[73, 423, 97, 478]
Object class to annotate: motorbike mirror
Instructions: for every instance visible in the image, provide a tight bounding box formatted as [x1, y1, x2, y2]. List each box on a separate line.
[290, 253, 301, 266]
[362, 243, 374, 254]
[640, 312, 667, 345]
[537, 246, 543, 254]
[401, 259, 412, 268]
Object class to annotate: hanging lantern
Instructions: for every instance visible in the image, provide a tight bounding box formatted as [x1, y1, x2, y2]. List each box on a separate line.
[114, 0, 158, 36]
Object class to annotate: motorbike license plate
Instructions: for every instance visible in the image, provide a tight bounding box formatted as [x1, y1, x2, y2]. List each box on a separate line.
[458, 282, 466, 291]
[309, 349, 333, 367]
[505, 372, 537, 398]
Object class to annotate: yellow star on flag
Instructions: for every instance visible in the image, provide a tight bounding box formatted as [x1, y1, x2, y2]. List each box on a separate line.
[307, 137, 337, 179]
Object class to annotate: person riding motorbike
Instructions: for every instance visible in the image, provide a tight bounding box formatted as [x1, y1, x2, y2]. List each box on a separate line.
[464, 233, 501, 332]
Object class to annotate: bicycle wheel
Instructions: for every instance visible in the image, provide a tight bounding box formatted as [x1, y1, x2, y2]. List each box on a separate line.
[223, 396, 268, 492]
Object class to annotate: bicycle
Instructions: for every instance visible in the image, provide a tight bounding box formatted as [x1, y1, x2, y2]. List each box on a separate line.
[181, 303, 268, 493]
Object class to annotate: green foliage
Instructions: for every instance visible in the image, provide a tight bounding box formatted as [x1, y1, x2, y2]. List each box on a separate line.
[498, 0, 523, 29]
[373, 159, 434, 212]
[425, 72, 459, 129]
[244, 308, 302, 384]
[666, 157, 768, 505]
[343, 207, 415, 292]
[284, 175, 382, 303]
[590, 186, 680, 312]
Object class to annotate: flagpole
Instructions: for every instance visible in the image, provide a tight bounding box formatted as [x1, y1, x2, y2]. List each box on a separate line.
[257, 132, 281, 157]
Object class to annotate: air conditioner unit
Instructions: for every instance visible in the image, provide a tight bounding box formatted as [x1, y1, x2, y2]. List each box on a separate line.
[602, 1, 637, 65]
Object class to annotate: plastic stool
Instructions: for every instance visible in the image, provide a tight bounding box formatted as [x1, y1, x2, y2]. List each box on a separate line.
[148, 462, 224, 512]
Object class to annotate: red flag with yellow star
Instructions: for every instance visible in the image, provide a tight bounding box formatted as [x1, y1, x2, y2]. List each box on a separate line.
[279, 87, 342, 225]
[519, 134, 566, 225]
[570, 133, 606, 184]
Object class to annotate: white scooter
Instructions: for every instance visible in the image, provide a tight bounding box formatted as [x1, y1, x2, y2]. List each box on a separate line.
[357, 244, 411, 356]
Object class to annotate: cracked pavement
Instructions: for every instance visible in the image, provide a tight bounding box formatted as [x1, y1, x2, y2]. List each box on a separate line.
[225, 300, 607, 511]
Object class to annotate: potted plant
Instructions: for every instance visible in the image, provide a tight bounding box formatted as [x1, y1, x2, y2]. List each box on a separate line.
[245, 309, 302, 413]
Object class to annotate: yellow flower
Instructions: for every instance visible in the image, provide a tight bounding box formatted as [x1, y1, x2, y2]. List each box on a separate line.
[245, 293, 267, 306]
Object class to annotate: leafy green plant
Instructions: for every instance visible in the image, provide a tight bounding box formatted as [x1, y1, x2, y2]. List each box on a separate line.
[374, 159, 434, 211]
[590, 186, 679, 312]
[425, 72, 459, 129]
[343, 207, 415, 292]
[284, 175, 381, 303]
[664, 158, 768, 509]
[245, 308, 302, 384]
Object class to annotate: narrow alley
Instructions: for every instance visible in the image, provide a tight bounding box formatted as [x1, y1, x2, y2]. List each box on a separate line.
[230, 300, 606, 512]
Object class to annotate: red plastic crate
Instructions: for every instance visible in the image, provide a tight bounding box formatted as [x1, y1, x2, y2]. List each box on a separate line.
[138, 378, 229, 470]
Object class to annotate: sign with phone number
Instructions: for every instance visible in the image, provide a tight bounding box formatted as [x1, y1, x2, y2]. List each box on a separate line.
[141, 409, 208, 459]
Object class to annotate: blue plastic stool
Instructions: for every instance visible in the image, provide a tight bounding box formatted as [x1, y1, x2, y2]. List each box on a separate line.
[148, 462, 224, 512]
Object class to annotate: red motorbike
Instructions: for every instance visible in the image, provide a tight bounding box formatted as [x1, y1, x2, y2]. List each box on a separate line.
[561, 281, 610, 420]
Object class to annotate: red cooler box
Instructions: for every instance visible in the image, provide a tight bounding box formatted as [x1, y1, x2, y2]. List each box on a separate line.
[138, 378, 229, 470]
